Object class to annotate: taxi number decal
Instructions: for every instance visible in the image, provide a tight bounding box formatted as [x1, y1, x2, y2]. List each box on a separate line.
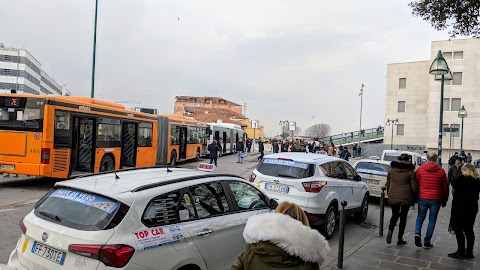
[29, 149, 40, 154]
[132, 225, 186, 251]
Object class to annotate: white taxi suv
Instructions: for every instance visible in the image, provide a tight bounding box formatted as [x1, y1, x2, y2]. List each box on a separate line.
[353, 159, 391, 198]
[249, 153, 369, 239]
[8, 165, 276, 270]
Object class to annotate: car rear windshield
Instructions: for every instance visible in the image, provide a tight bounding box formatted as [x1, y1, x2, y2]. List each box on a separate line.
[383, 153, 413, 162]
[355, 162, 390, 176]
[34, 187, 128, 231]
[256, 158, 315, 179]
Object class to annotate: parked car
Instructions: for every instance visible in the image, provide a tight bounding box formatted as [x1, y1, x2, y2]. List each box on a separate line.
[381, 150, 423, 169]
[474, 159, 480, 168]
[249, 152, 369, 239]
[353, 159, 391, 198]
[8, 166, 276, 270]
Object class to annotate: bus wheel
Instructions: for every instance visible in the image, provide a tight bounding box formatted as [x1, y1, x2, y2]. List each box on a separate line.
[170, 151, 177, 166]
[195, 148, 200, 161]
[100, 155, 114, 172]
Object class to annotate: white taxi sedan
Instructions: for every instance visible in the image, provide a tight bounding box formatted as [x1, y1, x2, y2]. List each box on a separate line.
[353, 159, 391, 198]
[8, 166, 276, 270]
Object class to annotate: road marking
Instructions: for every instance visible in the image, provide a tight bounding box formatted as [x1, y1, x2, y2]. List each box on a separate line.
[0, 198, 39, 207]
[0, 209, 14, 212]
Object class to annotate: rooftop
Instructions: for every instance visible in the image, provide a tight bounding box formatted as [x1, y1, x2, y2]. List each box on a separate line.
[175, 96, 241, 107]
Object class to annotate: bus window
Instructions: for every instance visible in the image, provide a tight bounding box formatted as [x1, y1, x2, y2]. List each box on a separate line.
[97, 118, 121, 148]
[171, 125, 179, 145]
[138, 122, 153, 147]
[54, 111, 71, 148]
[0, 97, 44, 132]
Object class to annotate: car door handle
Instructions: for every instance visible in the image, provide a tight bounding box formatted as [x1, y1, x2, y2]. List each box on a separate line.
[197, 229, 214, 236]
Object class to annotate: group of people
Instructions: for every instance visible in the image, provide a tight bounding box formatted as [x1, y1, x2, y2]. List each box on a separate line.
[208, 137, 266, 167]
[385, 151, 480, 260]
[449, 151, 474, 165]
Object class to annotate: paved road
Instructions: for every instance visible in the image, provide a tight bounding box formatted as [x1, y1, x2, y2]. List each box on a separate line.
[0, 150, 383, 265]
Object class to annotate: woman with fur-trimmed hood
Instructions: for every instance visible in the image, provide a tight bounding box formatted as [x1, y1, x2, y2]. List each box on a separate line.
[231, 201, 330, 270]
[385, 153, 418, 245]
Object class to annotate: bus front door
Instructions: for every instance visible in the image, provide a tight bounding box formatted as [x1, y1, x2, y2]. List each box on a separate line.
[223, 132, 227, 153]
[121, 122, 137, 168]
[179, 126, 187, 159]
[72, 117, 95, 173]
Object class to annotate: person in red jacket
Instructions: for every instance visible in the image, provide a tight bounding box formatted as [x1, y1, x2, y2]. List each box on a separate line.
[414, 152, 449, 248]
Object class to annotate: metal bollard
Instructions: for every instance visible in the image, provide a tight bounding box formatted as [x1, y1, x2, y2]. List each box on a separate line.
[338, 201, 348, 269]
[379, 186, 386, 237]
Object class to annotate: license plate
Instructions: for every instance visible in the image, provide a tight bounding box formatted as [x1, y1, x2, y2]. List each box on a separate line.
[0, 164, 15, 170]
[265, 183, 289, 193]
[31, 241, 66, 265]
[367, 179, 380, 185]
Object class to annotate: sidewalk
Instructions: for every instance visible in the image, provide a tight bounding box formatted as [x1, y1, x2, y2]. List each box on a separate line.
[323, 201, 480, 270]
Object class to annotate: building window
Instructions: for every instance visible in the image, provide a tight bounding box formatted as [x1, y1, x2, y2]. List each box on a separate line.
[397, 101, 406, 113]
[451, 98, 461, 111]
[452, 72, 462, 85]
[443, 98, 450, 111]
[4, 55, 11, 61]
[443, 52, 452, 59]
[399, 78, 406, 89]
[453, 51, 463, 59]
[396, 124, 404, 136]
[443, 124, 460, 137]
[3, 69, 10, 75]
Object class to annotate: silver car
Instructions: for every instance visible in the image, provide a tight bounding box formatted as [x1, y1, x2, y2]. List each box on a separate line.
[353, 159, 391, 198]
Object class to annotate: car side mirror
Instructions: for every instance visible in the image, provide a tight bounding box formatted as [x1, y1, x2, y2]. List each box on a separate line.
[269, 198, 278, 210]
[355, 174, 362, 182]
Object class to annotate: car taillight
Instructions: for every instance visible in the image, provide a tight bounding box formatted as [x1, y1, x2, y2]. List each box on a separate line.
[41, 148, 50, 164]
[302, 181, 327, 193]
[20, 218, 26, 234]
[68, 244, 135, 268]
[249, 172, 257, 183]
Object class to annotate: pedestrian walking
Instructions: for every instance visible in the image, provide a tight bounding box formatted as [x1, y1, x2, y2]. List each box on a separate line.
[352, 144, 358, 158]
[272, 139, 279, 154]
[230, 201, 330, 270]
[386, 154, 418, 245]
[466, 153, 473, 164]
[357, 144, 362, 157]
[327, 145, 333, 156]
[447, 164, 480, 259]
[208, 140, 222, 167]
[237, 138, 245, 163]
[257, 137, 264, 160]
[281, 140, 289, 152]
[449, 152, 460, 167]
[414, 152, 449, 249]
[448, 157, 462, 194]
[246, 139, 252, 152]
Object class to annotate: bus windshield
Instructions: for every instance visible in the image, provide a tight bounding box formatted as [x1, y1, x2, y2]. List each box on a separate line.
[0, 97, 45, 132]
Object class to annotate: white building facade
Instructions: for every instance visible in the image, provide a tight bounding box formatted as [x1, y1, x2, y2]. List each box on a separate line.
[0, 43, 70, 96]
[385, 38, 480, 162]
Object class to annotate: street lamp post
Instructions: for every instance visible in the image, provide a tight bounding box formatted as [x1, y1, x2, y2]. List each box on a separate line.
[279, 120, 289, 140]
[91, 0, 99, 98]
[429, 50, 451, 165]
[458, 105, 467, 153]
[386, 119, 399, 150]
[358, 83, 364, 147]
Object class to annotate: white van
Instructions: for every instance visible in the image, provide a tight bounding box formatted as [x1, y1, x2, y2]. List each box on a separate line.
[381, 150, 424, 169]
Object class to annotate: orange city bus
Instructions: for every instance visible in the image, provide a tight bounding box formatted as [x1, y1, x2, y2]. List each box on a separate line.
[156, 115, 208, 165]
[0, 94, 158, 178]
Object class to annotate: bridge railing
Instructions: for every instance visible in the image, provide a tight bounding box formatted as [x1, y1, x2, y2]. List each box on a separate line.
[316, 127, 384, 144]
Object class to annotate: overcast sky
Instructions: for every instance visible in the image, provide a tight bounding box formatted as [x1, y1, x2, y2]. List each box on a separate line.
[0, 0, 450, 136]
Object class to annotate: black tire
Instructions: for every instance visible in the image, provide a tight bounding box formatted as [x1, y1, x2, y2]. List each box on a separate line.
[170, 151, 177, 166]
[354, 195, 369, 222]
[320, 205, 337, 240]
[100, 155, 114, 172]
[195, 148, 200, 161]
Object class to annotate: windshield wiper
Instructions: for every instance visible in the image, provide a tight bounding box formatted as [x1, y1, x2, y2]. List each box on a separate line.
[39, 211, 61, 222]
[276, 173, 296, 179]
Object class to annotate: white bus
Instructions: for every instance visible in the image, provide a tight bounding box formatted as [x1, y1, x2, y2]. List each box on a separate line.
[207, 122, 245, 155]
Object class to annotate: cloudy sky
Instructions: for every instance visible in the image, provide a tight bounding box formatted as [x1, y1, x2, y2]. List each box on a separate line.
[0, 0, 450, 136]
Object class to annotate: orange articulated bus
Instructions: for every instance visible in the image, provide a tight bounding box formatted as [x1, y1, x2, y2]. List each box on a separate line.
[156, 115, 208, 165]
[0, 94, 158, 178]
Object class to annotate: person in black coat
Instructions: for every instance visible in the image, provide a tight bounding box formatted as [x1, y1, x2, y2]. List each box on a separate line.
[237, 138, 245, 163]
[208, 140, 222, 167]
[257, 137, 265, 160]
[448, 164, 480, 259]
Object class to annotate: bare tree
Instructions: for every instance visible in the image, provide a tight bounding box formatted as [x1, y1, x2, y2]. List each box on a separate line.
[293, 126, 302, 136]
[304, 123, 332, 139]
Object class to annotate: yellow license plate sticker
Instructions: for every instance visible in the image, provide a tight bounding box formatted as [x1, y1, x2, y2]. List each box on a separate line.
[22, 238, 29, 254]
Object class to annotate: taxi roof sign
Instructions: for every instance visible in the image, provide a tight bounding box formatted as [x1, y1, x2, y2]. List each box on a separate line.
[315, 150, 327, 155]
[197, 163, 218, 172]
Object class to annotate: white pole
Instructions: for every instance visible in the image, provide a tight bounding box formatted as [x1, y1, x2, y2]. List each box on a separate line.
[358, 84, 364, 147]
